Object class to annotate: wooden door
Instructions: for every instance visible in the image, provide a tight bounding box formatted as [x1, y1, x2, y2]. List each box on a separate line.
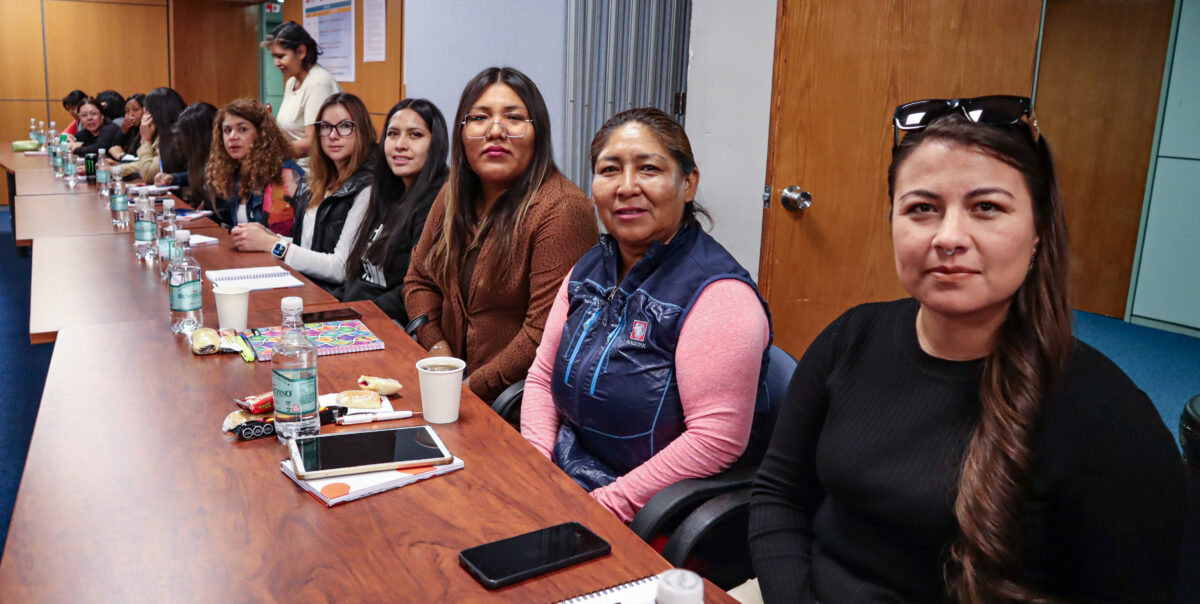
[759, 0, 1044, 355]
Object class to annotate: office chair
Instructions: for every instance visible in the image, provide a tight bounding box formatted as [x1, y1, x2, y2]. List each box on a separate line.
[404, 314, 429, 341]
[1176, 394, 1200, 604]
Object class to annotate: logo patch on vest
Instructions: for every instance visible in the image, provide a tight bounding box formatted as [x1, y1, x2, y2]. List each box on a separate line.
[631, 320, 648, 342]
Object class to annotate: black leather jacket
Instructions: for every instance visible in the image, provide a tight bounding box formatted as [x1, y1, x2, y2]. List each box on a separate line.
[290, 158, 374, 290]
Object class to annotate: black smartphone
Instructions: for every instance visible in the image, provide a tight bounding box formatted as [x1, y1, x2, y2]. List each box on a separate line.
[301, 307, 361, 324]
[459, 522, 611, 589]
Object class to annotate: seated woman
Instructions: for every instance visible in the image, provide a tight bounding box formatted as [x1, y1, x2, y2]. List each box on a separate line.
[403, 66, 598, 402]
[206, 98, 303, 230]
[96, 90, 125, 128]
[749, 99, 1186, 602]
[520, 108, 773, 522]
[109, 93, 144, 161]
[61, 89, 87, 137]
[264, 20, 341, 166]
[154, 103, 217, 209]
[70, 97, 121, 156]
[338, 98, 449, 322]
[112, 87, 186, 181]
[230, 93, 375, 291]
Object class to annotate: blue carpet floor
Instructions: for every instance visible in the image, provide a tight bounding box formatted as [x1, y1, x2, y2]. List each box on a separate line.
[0, 208, 54, 560]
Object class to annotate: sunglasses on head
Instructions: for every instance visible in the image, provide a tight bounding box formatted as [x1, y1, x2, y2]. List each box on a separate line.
[892, 95, 1037, 148]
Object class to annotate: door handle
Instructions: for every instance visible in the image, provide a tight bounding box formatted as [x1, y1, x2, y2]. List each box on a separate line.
[781, 186, 812, 211]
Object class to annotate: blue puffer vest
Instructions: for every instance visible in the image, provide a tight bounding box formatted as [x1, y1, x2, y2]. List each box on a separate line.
[550, 225, 774, 492]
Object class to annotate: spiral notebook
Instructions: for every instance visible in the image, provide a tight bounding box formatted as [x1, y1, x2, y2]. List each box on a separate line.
[205, 266, 304, 291]
[245, 319, 385, 361]
[554, 575, 659, 603]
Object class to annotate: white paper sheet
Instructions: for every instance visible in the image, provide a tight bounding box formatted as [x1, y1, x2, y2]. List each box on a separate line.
[363, 0, 386, 63]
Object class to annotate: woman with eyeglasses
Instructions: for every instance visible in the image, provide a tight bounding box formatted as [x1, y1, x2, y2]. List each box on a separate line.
[403, 66, 598, 402]
[748, 97, 1186, 603]
[231, 93, 375, 291]
[69, 97, 121, 156]
[112, 87, 187, 182]
[264, 20, 342, 166]
[337, 99, 449, 322]
[206, 98, 303, 231]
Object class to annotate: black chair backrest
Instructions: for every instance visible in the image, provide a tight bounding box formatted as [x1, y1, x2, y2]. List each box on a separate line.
[735, 345, 797, 468]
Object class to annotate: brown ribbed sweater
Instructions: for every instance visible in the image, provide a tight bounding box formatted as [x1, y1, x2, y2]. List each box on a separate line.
[403, 171, 599, 401]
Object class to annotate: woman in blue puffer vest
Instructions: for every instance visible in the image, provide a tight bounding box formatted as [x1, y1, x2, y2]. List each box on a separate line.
[521, 108, 774, 522]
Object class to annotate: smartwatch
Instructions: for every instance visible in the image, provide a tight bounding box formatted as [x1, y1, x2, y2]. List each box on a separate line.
[271, 239, 289, 260]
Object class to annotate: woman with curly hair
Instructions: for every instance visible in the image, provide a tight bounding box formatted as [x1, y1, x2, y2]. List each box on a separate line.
[206, 98, 303, 231]
[231, 93, 377, 292]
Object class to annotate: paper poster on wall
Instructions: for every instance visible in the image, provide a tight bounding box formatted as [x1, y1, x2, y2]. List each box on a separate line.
[363, 0, 386, 63]
[303, 0, 356, 82]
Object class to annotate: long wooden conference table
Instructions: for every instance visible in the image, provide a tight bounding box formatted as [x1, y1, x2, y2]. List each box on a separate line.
[0, 159, 735, 602]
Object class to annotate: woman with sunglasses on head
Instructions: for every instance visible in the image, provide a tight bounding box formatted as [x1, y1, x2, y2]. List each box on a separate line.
[69, 97, 122, 156]
[108, 93, 145, 161]
[112, 87, 187, 181]
[338, 99, 449, 322]
[264, 21, 342, 166]
[206, 98, 303, 231]
[231, 93, 375, 292]
[404, 66, 598, 402]
[154, 102, 218, 210]
[748, 97, 1186, 603]
[520, 108, 773, 522]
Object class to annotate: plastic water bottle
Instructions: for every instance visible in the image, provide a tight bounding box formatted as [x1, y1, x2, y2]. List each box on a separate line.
[157, 198, 177, 279]
[52, 134, 67, 178]
[64, 151, 78, 187]
[28, 118, 36, 142]
[96, 148, 110, 196]
[133, 195, 157, 260]
[167, 230, 203, 334]
[46, 125, 58, 164]
[273, 297, 320, 441]
[37, 121, 46, 149]
[110, 182, 129, 227]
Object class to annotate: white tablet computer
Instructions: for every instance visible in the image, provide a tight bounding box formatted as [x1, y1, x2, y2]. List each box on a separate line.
[287, 425, 452, 480]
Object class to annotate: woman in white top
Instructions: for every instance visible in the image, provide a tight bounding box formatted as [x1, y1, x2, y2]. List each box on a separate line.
[232, 93, 376, 292]
[264, 21, 342, 166]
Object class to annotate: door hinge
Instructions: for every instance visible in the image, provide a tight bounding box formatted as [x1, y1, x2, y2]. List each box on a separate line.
[762, 185, 772, 209]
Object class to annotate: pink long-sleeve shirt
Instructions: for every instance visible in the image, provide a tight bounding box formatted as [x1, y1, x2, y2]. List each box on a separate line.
[521, 275, 771, 522]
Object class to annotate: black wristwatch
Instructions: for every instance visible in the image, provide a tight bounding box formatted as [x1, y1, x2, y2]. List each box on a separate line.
[271, 239, 289, 259]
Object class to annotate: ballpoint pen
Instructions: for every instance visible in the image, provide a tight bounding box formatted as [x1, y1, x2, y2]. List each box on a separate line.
[336, 410, 423, 425]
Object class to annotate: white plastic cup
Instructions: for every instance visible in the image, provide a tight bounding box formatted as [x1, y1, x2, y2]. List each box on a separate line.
[416, 356, 466, 424]
[212, 285, 250, 331]
[655, 569, 704, 603]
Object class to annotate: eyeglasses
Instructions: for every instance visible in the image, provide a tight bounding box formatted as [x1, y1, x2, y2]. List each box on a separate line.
[316, 120, 356, 137]
[461, 112, 533, 139]
[892, 95, 1037, 148]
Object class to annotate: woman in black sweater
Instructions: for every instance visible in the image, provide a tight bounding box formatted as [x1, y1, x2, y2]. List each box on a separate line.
[337, 98, 448, 322]
[71, 97, 121, 156]
[748, 99, 1186, 603]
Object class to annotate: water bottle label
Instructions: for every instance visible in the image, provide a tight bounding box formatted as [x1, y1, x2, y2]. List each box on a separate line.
[111, 195, 128, 211]
[51, 155, 61, 169]
[134, 220, 155, 241]
[97, 170, 109, 185]
[272, 369, 318, 415]
[158, 238, 172, 257]
[169, 278, 202, 311]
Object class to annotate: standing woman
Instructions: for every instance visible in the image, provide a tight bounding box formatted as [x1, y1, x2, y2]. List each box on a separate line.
[265, 21, 341, 165]
[112, 87, 186, 181]
[70, 97, 121, 156]
[403, 67, 598, 402]
[339, 99, 449, 322]
[109, 93, 145, 160]
[748, 100, 1186, 602]
[231, 93, 376, 292]
[206, 98, 303, 230]
[154, 102, 218, 210]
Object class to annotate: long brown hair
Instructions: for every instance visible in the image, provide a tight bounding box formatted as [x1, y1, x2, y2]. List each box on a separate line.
[888, 113, 1072, 602]
[306, 93, 377, 209]
[206, 98, 292, 200]
[424, 66, 558, 292]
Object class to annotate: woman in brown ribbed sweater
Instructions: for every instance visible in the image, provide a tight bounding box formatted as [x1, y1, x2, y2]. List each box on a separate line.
[403, 67, 598, 402]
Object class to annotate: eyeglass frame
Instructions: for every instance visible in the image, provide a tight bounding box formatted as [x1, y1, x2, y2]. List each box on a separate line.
[460, 112, 535, 139]
[891, 95, 1039, 149]
[315, 120, 357, 138]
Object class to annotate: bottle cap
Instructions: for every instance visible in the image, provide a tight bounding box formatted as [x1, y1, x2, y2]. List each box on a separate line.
[281, 297, 303, 313]
[98, 147, 105, 156]
[175, 230, 191, 242]
[59, 133, 67, 142]
[654, 569, 704, 604]
[162, 198, 175, 210]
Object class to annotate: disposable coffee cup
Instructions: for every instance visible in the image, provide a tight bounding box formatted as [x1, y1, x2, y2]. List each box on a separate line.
[655, 569, 704, 603]
[416, 356, 466, 424]
[212, 285, 250, 331]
